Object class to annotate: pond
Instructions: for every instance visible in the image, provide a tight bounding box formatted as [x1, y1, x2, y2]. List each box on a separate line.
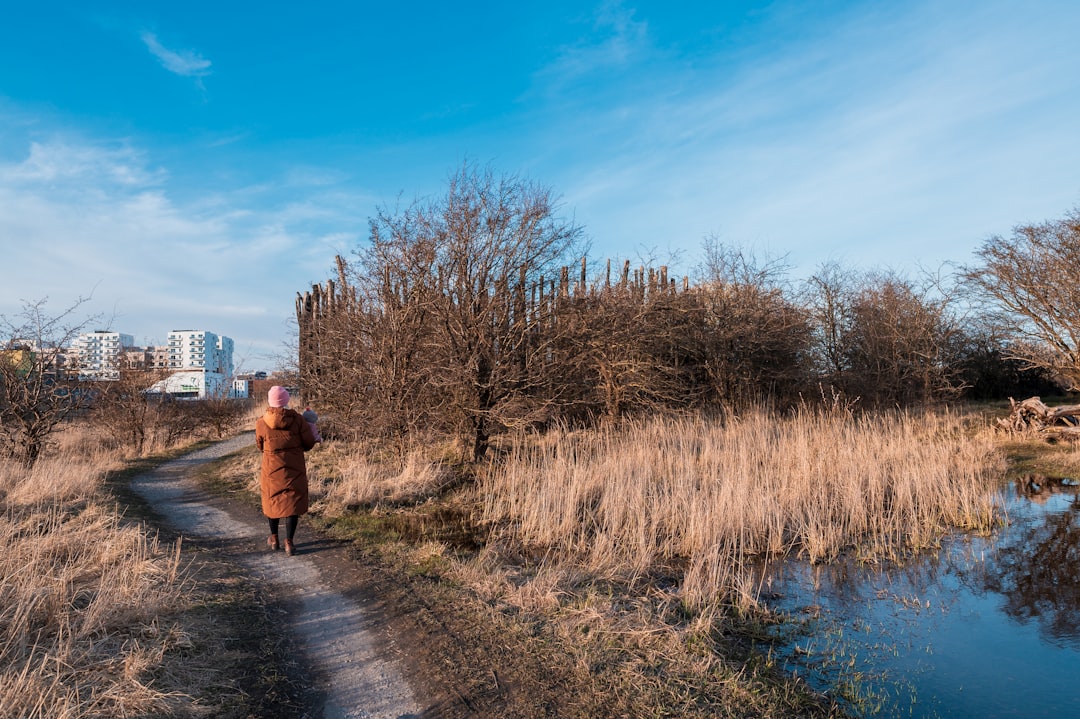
[757, 478, 1080, 718]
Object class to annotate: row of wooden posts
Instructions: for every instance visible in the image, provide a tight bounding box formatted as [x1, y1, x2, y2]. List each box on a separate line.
[296, 256, 690, 328]
[295, 256, 692, 394]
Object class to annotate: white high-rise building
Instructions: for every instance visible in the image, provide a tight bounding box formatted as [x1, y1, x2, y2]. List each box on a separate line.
[72, 331, 135, 379]
[162, 330, 235, 398]
[166, 330, 234, 375]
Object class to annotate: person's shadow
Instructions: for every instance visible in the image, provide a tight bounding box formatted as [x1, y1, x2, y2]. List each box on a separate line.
[288, 536, 342, 556]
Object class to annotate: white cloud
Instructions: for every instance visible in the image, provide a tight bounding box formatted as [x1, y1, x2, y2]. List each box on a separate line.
[140, 31, 212, 78]
[0, 136, 351, 370]
[0, 141, 160, 186]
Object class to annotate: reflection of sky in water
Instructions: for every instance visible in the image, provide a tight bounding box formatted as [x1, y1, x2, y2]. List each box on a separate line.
[758, 484, 1080, 718]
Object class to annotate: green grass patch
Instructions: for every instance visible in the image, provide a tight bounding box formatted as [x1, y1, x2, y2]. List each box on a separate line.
[1001, 437, 1080, 479]
[308, 510, 403, 546]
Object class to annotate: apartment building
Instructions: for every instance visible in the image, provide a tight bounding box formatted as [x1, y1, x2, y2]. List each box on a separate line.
[50, 328, 240, 398]
[147, 345, 171, 370]
[72, 331, 135, 380]
[166, 330, 234, 376]
[153, 330, 236, 398]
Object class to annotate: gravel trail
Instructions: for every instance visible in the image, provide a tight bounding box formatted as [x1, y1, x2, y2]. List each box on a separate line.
[130, 432, 421, 719]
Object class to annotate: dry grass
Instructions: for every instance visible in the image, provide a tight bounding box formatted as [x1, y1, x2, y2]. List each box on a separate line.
[477, 407, 1004, 608]
[246, 399, 457, 511]
[307, 441, 455, 511]
[302, 406, 1006, 715]
[0, 422, 250, 718]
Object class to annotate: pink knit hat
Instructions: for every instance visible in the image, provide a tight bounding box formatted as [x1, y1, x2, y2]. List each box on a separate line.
[267, 385, 290, 408]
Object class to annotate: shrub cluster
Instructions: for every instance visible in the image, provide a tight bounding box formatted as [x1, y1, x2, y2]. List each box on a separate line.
[296, 167, 1060, 457]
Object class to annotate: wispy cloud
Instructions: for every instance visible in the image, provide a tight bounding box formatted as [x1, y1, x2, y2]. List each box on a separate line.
[140, 30, 212, 78]
[535, 0, 1080, 275]
[0, 141, 161, 186]
[537, 0, 650, 89]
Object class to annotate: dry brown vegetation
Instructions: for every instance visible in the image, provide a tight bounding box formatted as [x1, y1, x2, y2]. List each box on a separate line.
[0, 431, 189, 717]
[0, 418, 288, 719]
[284, 179, 1080, 713]
[478, 407, 1003, 608]
[296, 186, 1080, 474]
[321, 406, 1003, 608]
[286, 403, 1005, 716]
[963, 206, 1080, 388]
[298, 166, 1036, 464]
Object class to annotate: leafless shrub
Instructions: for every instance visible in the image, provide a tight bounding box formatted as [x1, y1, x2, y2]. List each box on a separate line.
[192, 394, 253, 440]
[86, 366, 171, 455]
[695, 241, 814, 408]
[551, 276, 704, 423]
[950, 318, 1066, 400]
[301, 163, 584, 459]
[804, 265, 962, 407]
[553, 243, 813, 422]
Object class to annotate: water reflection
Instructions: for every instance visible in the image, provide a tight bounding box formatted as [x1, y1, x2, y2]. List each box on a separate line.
[756, 479, 1080, 718]
[982, 481, 1080, 647]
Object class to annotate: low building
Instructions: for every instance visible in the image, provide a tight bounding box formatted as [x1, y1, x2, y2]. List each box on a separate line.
[146, 370, 234, 400]
[147, 346, 171, 370]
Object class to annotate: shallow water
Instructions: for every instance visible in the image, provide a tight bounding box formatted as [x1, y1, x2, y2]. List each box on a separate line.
[757, 480, 1080, 718]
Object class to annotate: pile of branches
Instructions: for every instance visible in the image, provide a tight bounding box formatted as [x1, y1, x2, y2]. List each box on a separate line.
[997, 396, 1080, 438]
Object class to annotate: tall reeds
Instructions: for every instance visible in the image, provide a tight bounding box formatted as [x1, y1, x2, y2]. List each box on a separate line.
[479, 407, 1003, 607]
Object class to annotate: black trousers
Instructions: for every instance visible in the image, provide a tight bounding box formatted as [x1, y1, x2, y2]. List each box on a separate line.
[268, 515, 299, 540]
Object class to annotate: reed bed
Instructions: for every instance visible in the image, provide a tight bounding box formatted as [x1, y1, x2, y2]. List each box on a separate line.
[479, 407, 1004, 607]
[0, 432, 195, 718]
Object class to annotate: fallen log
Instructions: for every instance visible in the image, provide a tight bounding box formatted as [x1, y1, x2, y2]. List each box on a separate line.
[997, 396, 1080, 436]
[1042, 426, 1080, 442]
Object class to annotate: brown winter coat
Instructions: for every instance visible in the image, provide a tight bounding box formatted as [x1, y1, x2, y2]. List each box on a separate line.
[255, 407, 317, 518]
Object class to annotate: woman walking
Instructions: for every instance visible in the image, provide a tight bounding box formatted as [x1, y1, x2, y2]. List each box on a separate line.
[255, 385, 317, 555]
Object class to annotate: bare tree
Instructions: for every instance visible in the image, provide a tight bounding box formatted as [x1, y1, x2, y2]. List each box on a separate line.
[805, 262, 856, 386]
[358, 163, 584, 459]
[950, 317, 1065, 400]
[87, 365, 171, 454]
[962, 206, 1080, 388]
[352, 219, 445, 444]
[0, 298, 98, 466]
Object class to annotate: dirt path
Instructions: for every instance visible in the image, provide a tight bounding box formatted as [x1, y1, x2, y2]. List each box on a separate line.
[130, 433, 422, 719]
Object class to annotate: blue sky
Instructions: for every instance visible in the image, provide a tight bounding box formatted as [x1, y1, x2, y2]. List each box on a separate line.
[2, 1, 1079, 371]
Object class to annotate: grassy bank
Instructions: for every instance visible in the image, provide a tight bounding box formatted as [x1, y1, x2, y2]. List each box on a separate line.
[0, 452, 187, 716]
